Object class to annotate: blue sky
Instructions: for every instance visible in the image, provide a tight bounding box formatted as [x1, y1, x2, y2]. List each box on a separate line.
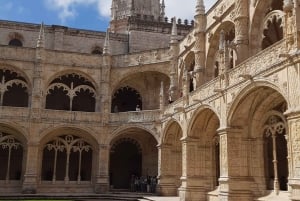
[0, 0, 216, 31]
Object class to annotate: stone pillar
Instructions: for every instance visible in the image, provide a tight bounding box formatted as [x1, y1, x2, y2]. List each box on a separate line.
[179, 137, 207, 201]
[22, 143, 39, 194]
[218, 127, 253, 201]
[285, 110, 300, 200]
[95, 144, 110, 193]
[157, 144, 178, 195]
[234, 0, 249, 65]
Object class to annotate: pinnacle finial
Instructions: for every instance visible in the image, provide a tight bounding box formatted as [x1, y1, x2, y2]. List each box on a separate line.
[37, 22, 45, 48]
[195, 0, 205, 15]
[171, 17, 177, 36]
[283, 0, 293, 11]
[103, 29, 110, 55]
[160, 0, 165, 19]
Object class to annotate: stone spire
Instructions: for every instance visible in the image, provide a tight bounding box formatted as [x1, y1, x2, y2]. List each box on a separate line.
[103, 29, 110, 55]
[170, 17, 178, 44]
[195, 0, 205, 15]
[160, 0, 165, 20]
[36, 22, 45, 48]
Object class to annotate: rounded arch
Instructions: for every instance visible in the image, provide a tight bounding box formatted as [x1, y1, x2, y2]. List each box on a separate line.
[111, 71, 170, 111]
[187, 105, 221, 136]
[39, 125, 99, 148]
[45, 70, 98, 90]
[227, 80, 289, 126]
[0, 121, 28, 145]
[108, 125, 158, 145]
[0, 63, 32, 89]
[206, 21, 235, 81]
[111, 70, 170, 91]
[7, 32, 24, 47]
[161, 118, 183, 145]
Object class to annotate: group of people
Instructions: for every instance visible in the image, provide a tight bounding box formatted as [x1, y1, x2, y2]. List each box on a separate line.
[130, 175, 157, 193]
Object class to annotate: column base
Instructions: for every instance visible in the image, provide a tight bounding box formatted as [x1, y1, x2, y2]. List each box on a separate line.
[218, 177, 254, 201]
[178, 187, 207, 201]
[94, 176, 109, 193]
[22, 174, 37, 194]
[290, 178, 300, 201]
[156, 184, 178, 196]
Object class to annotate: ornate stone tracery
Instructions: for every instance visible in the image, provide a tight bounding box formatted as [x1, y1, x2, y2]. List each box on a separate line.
[0, 133, 23, 182]
[42, 135, 92, 184]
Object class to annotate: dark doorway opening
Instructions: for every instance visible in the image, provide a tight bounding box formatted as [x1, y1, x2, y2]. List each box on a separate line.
[110, 139, 142, 189]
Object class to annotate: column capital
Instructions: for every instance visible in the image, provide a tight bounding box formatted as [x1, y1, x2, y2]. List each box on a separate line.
[180, 136, 199, 143]
[217, 126, 243, 135]
[284, 107, 300, 119]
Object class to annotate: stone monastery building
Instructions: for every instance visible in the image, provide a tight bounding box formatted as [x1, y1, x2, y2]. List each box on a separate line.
[0, 0, 300, 200]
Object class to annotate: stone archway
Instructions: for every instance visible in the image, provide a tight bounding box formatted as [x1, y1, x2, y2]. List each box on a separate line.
[158, 121, 182, 196]
[179, 107, 220, 201]
[227, 84, 288, 198]
[109, 128, 158, 191]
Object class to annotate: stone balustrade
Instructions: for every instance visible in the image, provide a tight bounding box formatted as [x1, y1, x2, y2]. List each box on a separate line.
[109, 110, 161, 123]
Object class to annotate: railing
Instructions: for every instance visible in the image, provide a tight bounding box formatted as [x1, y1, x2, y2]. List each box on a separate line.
[0, 46, 36, 62]
[109, 110, 161, 123]
[228, 39, 286, 86]
[112, 48, 171, 68]
[0, 106, 30, 119]
[40, 109, 102, 123]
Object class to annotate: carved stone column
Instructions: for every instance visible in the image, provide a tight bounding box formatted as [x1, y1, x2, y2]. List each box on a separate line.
[193, 0, 206, 88]
[157, 144, 178, 196]
[285, 110, 300, 200]
[22, 143, 39, 194]
[234, 0, 249, 65]
[179, 137, 207, 201]
[218, 127, 253, 201]
[95, 144, 110, 193]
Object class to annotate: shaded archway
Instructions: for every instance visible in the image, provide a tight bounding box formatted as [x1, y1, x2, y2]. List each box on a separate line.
[206, 21, 235, 81]
[112, 71, 170, 112]
[46, 73, 96, 112]
[188, 107, 220, 189]
[228, 83, 288, 197]
[250, 0, 283, 55]
[109, 128, 158, 191]
[110, 138, 142, 189]
[111, 86, 142, 112]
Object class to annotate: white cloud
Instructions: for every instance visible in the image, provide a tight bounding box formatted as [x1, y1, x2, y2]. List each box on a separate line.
[165, 0, 217, 21]
[45, 0, 107, 23]
[45, 0, 216, 24]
